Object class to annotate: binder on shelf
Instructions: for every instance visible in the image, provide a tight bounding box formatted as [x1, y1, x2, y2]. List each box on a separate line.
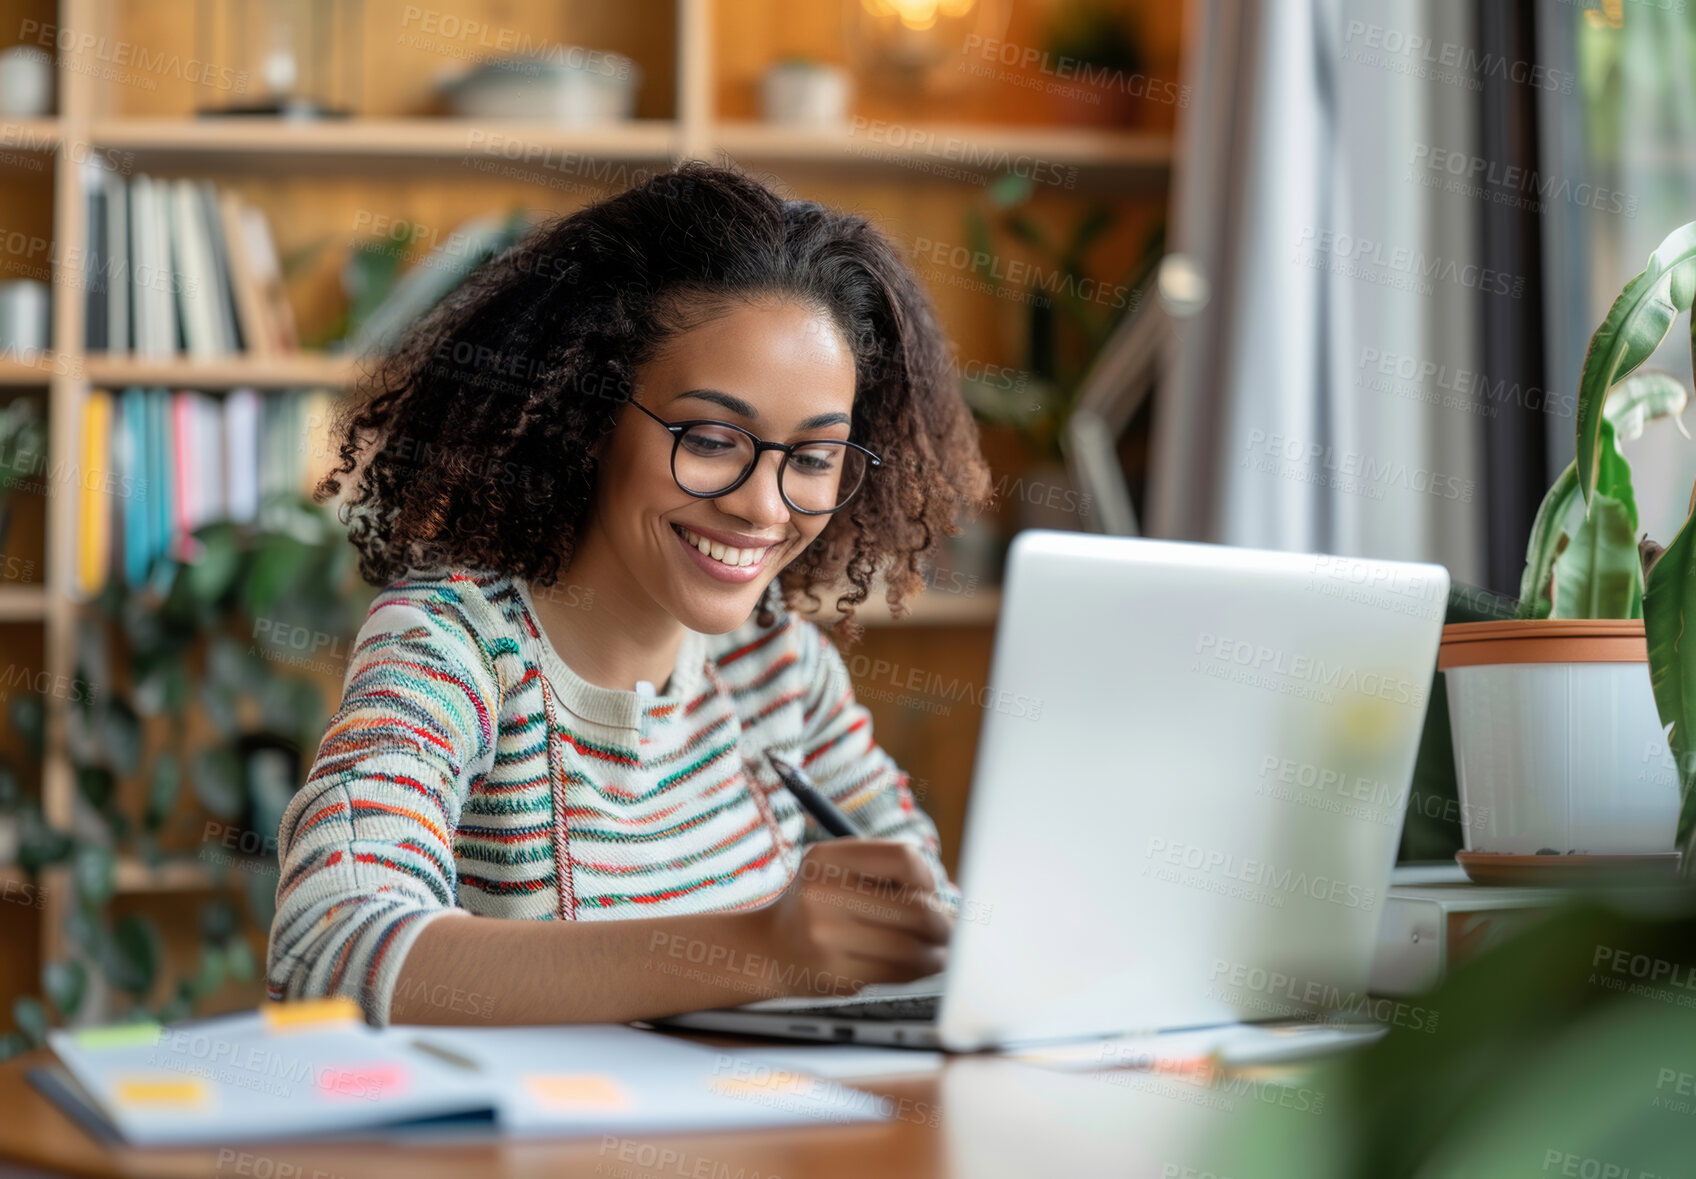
[106, 171, 130, 354]
[73, 391, 113, 600]
[89, 385, 330, 595]
[98, 173, 291, 361]
[223, 388, 261, 524]
[116, 388, 148, 587]
[231, 193, 299, 352]
[169, 179, 226, 357]
[197, 180, 244, 354]
[83, 162, 109, 353]
[219, 191, 273, 356]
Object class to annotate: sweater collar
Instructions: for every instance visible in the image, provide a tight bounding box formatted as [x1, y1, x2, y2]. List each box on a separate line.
[513, 576, 710, 731]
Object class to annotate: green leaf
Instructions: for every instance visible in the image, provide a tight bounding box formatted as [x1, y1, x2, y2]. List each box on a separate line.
[244, 533, 314, 618]
[184, 522, 242, 605]
[63, 907, 99, 957]
[153, 995, 192, 1024]
[8, 694, 43, 761]
[197, 674, 241, 741]
[1519, 422, 1637, 621]
[199, 899, 238, 943]
[0, 1032, 27, 1062]
[73, 844, 115, 908]
[74, 766, 116, 814]
[1594, 418, 1638, 534]
[103, 915, 162, 996]
[1605, 369, 1690, 443]
[1551, 491, 1643, 619]
[987, 172, 1033, 208]
[191, 943, 226, 998]
[191, 747, 245, 819]
[42, 960, 85, 1019]
[11, 996, 47, 1048]
[1066, 204, 1114, 263]
[1576, 221, 1696, 508]
[243, 862, 279, 930]
[100, 696, 143, 776]
[225, 938, 257, 982]
[145, 754, 182, 832]
[1004, 211, 1049, 252]
[15, 807, 71, 873]
[1645, 498, 1696, 850]
[963, 210, 1001, 289]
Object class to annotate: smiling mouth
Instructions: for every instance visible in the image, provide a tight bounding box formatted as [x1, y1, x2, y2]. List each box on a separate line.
[671, 523, 779, 569]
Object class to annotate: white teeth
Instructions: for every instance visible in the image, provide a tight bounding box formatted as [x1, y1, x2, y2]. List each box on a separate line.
[677, 525, 770, 569]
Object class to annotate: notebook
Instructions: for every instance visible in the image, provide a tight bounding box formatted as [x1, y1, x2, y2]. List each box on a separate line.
[36, 999, 887, 1147]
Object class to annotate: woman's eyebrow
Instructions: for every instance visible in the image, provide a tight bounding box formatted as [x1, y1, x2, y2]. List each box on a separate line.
[675, 388, 851, 430]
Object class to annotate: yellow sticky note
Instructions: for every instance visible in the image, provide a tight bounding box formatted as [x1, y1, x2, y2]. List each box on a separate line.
[524, 1074, 632, 1113]
[261, 997, 362, 1032]
[113, 1077, 209, 1109]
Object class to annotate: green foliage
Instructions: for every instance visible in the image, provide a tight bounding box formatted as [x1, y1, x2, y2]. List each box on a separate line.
[1518, 221, 1696, 880]
[1645, 507, 1696, 855]
[1043, 0, 1146, 73]
[0, 493, 370, 1053]
[1551, 492, 1642, 619]
[1203, 893, 1696, 1178]
[1517, 380, 1676, 621]
[960, 175, 1163, 463]
[1574, 223, 1696, 510]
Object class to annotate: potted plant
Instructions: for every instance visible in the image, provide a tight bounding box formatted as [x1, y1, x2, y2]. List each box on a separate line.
[1041, 0, 1150, 127]
[959, 174, 1162, 530]
[1439, 223, 1696, 879]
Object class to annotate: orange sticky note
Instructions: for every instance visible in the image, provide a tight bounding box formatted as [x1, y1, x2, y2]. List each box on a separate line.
[524, 1074, 632, 1113]
[262, 997, 362, 1032]
[113, 1077, 210, 1109]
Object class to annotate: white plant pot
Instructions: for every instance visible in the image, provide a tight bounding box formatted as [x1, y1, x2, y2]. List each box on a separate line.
[1440, 620, 1680, 855]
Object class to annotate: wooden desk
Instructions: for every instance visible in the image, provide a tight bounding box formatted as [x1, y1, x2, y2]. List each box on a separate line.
[0, 1032, 1321, 1178]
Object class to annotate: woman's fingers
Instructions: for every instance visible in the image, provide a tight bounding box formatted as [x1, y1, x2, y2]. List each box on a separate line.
[823, 918, 950, 975]
[799, 838, 940, 892]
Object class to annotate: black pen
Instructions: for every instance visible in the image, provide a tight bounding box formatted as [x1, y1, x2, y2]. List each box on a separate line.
[765, 749, 862, 838]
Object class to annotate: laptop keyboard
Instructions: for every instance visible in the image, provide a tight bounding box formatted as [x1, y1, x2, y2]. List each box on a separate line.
[771, 994, 941, 1022]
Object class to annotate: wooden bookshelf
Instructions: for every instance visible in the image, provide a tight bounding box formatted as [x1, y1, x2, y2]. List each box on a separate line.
[8, 0, 1174, 933]
[0, 585, 47, 622]
[82, 354, 363, 389]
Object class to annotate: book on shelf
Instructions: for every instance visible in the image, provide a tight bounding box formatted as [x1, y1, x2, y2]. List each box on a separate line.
[86, 169, 296, 360]
[71, 385, 335, 601]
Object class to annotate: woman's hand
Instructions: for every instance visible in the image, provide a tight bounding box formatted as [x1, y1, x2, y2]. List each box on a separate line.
[752, 839, 955, 998]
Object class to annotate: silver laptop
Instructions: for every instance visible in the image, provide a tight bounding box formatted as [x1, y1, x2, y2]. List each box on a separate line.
[660, 531, 1450, 1051]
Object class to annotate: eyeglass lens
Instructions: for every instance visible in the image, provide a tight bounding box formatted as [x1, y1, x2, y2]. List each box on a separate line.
[675, 424, 867, 511]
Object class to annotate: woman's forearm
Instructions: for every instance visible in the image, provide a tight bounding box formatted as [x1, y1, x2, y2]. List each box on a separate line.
[390, 906, 798, 1026]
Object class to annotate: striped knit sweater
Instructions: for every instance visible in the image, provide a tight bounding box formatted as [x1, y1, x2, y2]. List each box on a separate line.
[266, 567, 956, 1026]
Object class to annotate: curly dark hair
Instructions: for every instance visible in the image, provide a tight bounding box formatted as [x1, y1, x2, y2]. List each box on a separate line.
[315, 160, 995, 641]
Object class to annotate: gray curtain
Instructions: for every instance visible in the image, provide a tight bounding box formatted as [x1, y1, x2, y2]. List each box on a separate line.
[1147, 0, 1486, 586]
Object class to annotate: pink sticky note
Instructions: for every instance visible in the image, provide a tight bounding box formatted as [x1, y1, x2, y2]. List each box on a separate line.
[316, 1061, 409, 1101]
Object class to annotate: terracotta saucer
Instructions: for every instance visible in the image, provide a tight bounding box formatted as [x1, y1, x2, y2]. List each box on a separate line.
[1455, 851, 1683, 887]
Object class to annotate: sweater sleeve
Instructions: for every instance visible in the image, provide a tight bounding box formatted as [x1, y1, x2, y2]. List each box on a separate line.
[790, 616, 960, 908]
[265, 582, 499, 1026]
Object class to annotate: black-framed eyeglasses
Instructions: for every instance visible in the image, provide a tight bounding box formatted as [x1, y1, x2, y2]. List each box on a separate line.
[630, 399, 881, 515]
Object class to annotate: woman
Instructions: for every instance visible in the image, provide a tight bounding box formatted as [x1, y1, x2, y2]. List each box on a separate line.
[267, 161, 995, 1027]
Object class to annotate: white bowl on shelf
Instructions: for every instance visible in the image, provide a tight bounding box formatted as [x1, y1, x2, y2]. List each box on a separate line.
[760, 62, 852, 127]
[439, 48, 642, 125]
